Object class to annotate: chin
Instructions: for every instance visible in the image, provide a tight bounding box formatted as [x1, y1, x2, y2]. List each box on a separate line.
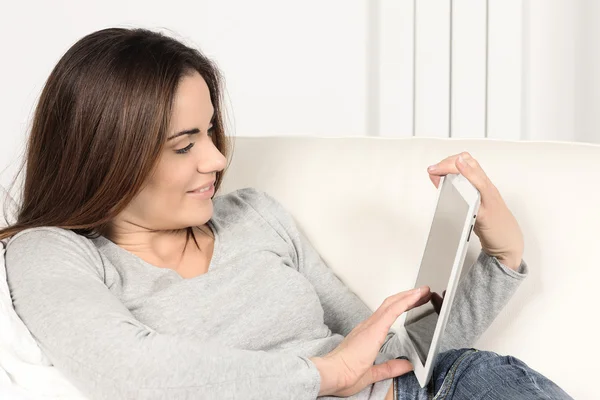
[193, 207, 213, 223]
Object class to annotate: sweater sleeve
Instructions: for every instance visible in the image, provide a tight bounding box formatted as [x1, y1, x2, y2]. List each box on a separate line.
[5, 227, 321, 400]
[378, 251, 528, 358]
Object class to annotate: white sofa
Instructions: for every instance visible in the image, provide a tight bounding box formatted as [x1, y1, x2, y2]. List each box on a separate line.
[1, 136, 598, 399]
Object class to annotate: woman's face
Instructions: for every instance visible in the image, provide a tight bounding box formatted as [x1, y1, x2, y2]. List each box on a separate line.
[116, 70, 227, 232]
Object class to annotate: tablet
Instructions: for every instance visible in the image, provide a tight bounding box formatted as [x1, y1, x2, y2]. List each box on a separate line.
[402, 173, 480, 388]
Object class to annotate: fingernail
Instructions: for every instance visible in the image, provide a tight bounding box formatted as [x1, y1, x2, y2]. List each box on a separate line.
[413, 288, 421, 296]
[458, 156, 466, 165]
[427, 164, 437, 172]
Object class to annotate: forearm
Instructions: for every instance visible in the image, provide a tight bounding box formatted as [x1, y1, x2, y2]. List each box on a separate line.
[439, 250, 528, 352]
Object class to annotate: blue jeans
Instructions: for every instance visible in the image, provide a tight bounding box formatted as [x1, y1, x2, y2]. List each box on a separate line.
[393, 348, 573, 399]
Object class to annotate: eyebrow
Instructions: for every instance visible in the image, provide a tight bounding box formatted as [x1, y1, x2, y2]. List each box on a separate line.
[167, 128, 200, 141]
[167, 110, 215, 141]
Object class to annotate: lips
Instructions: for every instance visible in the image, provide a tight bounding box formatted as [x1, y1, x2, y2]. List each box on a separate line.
[188, 180, 216, 193]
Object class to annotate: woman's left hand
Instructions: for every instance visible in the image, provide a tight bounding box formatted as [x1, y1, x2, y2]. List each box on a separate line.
[426, 152, 524, 270]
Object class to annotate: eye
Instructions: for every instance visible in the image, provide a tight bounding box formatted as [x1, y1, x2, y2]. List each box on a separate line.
[175, 142, 194, 154]
[207, 126, 215, 137]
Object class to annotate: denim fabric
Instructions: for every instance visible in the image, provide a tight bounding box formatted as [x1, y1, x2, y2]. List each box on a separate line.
[393, 348, 573, 400]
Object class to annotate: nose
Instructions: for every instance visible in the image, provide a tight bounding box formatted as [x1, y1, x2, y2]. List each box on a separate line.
[196, 138, 227, 174]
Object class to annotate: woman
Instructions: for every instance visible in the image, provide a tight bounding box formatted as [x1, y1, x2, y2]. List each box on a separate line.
[0, 27, 571, 399]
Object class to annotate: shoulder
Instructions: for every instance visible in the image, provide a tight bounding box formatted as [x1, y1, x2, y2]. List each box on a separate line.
[214, 187, 287, 219]
[214, 187, 298, 236]
[4, 226, 104, 279]
[214, 186, 270, 204]
[6, 226, 91, 250]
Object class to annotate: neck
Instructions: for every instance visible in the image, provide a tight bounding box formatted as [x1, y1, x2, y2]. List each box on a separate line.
[106, 224, 211, 268]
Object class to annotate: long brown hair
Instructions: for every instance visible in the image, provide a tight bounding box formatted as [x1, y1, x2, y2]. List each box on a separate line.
[0, 27, 233, 244]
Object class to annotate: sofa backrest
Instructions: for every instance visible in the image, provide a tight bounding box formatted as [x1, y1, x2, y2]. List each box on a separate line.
[218, 136, 600, 399]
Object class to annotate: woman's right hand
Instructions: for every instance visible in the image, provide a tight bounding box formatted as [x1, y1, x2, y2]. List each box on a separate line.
[310, 285, 432, 397]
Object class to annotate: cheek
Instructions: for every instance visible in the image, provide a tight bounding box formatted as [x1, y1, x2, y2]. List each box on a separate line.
[142, 165, 193, 209]
[155, 172, 191, 204]
[157, 157, 194, 188]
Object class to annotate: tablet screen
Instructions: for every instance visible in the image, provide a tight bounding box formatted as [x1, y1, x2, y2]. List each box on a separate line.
[403, 178, 470, 365]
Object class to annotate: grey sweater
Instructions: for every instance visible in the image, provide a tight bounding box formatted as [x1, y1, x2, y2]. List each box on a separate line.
[4, 187, 528, 399]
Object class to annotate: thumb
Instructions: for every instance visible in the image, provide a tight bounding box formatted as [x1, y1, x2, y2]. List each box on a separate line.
[454, 155, 490, 195]
[366, 358, 414, 384]
[337, 358, 414, 397]
[455, 155, 472, 177]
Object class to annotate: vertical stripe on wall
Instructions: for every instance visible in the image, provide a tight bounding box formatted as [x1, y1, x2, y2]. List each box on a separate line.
[451, 0, 487, 139]
[378, 0, 415, 138]
[366, 0, 381, 137]
[413, 0, 451, 138]
[487, 0, 523, 140]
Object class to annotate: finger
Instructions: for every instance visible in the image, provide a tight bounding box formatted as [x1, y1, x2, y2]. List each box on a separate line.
[428, 152, 493, 195]
[377, 285, 430, 312]
[414, 291, 433, 309]
[374, 286, 430, 324]
[430, 292, 443, 314]
[339, 359, 414, 397]
[427, 153, 462, 176]
[454, 153, 492, 194]
[428, 173, 441, 189]
[426, 153, 461, 189]
[365, 359, 414, 386]
[386, 286, 431, 318]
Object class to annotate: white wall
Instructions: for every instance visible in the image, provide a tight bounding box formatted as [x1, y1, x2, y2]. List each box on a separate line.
[0, 0, 370, 189]
[570, 0, 600, 144]
[378, 0, 600, 144]
[510, 0, 600, 144]
[1, 0, 599, 190]
[575, 0, 600, 144]
[377, 0, 523, 140]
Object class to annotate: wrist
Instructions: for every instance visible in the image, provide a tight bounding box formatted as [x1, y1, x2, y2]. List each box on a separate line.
[309, 356, 340, 396]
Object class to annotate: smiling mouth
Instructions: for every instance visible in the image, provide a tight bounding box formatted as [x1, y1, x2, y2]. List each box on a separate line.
[188, 180, 216, 193]
[189, 185, 213, 193]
